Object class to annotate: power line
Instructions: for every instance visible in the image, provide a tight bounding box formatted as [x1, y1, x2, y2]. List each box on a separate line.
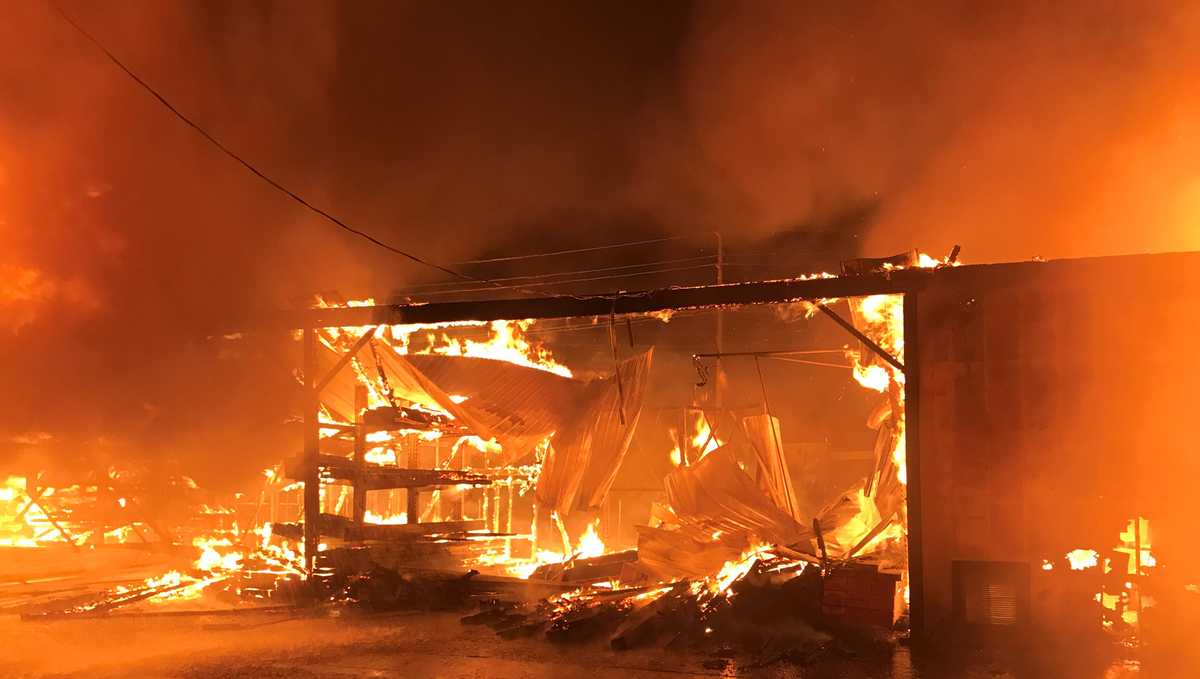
[390, 255, 716, 292]
[458, 235, 697, 265]
[398, 263, 718, 298]
[53, 5, 489, 287]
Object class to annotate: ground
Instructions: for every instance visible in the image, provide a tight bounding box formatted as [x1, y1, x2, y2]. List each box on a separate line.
[0, 611, 1158, 679]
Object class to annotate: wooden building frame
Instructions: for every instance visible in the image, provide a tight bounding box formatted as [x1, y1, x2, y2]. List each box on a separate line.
[281, 252, 1200, 636]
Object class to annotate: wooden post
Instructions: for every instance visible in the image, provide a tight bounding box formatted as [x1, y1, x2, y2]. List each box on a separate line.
[453, 484, 465, 520]
[406, 438, 420, 523]
[492, 485, 501, 533]
[713, 231, 725, 409]
[433, 438, 442, 522]
[352, 385, 367, 527]
[302, 327, 320, 575]
[506, 480, 514, 558]
[531, 502, 539, 554]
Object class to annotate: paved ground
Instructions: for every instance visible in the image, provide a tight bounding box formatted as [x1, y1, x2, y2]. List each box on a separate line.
[0, 610, 1163, 679]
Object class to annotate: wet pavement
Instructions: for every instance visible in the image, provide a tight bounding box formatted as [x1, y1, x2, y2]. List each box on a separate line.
[0, 611, 1172, 679]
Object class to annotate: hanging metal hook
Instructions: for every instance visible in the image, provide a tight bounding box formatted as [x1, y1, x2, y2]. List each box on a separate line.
[692, 355, 710, 387]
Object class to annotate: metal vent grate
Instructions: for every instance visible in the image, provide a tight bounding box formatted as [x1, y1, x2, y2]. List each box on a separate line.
[982, 582, 1018, 625]
[952, 561, 1029, 627]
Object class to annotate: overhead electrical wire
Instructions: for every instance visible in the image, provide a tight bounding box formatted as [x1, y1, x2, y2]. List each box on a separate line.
[397, 263, 719, 297]
[53, 5, 505, 289]
[389, 255, 717, 292]
[457, 235, 698, 264]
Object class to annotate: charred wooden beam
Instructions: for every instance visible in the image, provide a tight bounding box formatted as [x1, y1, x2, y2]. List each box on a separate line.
[352, 385, 368, 526]
[302, 327, 320, 575]
[283, 454, 491, 490]
[274, 515, 485, 542]
[314, 326, 377, 394]
[271, 268, 935, 329]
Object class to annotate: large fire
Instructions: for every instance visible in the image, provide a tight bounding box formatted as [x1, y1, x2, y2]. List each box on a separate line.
[2, 258, 944, 619]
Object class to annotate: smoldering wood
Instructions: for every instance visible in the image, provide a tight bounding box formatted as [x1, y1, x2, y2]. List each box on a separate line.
[545, 601, 625, 643]
[361, 406, 467, 435]
[608, 582, 693, 650]
[283, 454, 491, 490]
[528, 549, 638, 583]
[273, 515, 485, 542]
[321, 553, 578, 606]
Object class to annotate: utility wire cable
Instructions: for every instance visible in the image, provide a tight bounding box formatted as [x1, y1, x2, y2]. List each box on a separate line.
[388, 255, 716, 292]
[458, 235, 697, 264]
[398, 263, 718, 297]
[54, 5, 497, 287]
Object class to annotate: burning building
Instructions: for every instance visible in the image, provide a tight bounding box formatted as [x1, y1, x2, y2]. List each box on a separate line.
[3, 249, 1196, 664]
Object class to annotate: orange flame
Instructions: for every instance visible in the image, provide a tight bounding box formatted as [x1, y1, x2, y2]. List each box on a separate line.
[668, 413, 723, 467]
